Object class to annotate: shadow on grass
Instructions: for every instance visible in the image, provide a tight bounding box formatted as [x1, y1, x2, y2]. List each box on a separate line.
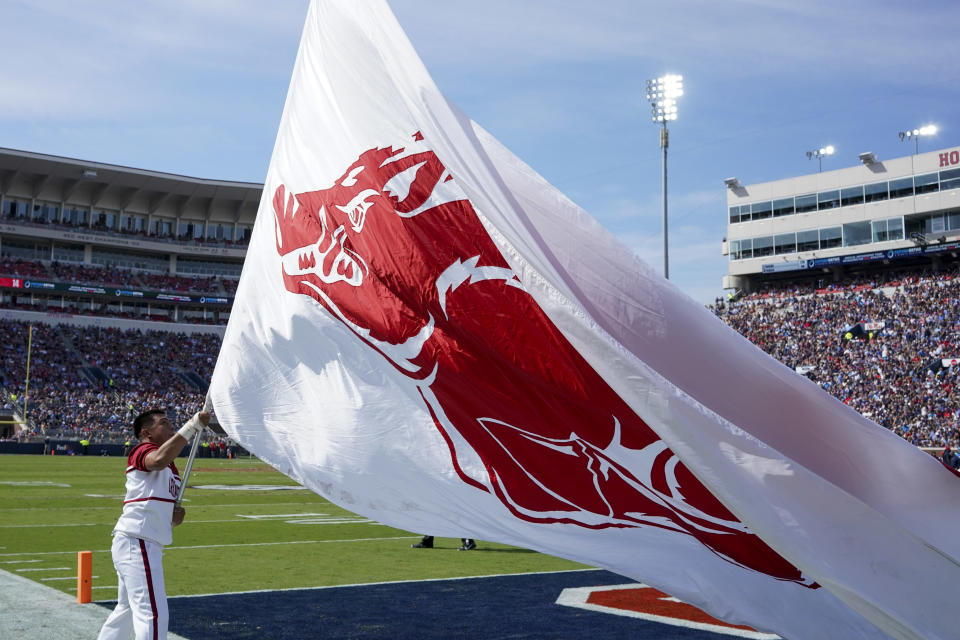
[450, 547, 538, 554]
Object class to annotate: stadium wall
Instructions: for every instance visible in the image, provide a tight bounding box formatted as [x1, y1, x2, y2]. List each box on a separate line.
[0, 440, 192, 456]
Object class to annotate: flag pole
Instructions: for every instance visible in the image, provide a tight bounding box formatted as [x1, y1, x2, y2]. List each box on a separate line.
[176, 394, 213, 504]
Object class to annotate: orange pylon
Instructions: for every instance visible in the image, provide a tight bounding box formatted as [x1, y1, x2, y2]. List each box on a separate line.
[77, 551, 92, 603]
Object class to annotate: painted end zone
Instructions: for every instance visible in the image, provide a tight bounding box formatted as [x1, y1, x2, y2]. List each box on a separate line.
[152, 570, 775, 639]
[556, 584, 780, 639]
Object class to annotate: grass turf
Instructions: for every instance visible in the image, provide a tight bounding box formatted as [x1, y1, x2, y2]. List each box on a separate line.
[0, 455, 587, 598]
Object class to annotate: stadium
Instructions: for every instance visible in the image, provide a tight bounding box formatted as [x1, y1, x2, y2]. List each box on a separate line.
[719, 143, 960, 454]
[3, 143, 958, 456]
[3, 3, 960, 639]
[2, 141, 958, 637]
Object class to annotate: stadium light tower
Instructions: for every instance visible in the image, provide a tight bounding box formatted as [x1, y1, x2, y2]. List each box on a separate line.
[806, 145, 835, 173]
[899, 125, 938, 155]
[646, 74, 682, 280]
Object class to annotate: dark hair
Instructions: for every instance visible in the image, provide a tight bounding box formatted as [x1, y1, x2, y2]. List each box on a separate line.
[133, 409, 166, 439]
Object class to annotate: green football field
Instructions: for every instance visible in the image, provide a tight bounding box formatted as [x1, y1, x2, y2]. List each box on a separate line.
[0, 455, 587, 599]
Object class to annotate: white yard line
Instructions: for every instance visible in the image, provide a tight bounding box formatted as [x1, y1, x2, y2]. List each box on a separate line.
[16, 567, 70, 572]
[0, 523, 104, 528]
[2, 501, 327, 512]
[41, 575, 100, 582]
[0, 509, 381, 528]
[0, 518, 383, 528]
[0, 535, 421, 557]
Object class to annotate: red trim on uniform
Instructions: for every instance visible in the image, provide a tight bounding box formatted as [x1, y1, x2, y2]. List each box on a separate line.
[126, 467, 180, 481]
[128, 442, 159, 472]
[138, 539, 159, 640]
[123, 497, 177, 505]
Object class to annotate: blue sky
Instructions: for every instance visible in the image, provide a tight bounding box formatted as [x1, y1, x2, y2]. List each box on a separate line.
[2, 0, 958, 303]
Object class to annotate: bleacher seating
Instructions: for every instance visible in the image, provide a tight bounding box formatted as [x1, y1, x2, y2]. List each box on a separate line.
[4, 252, 959, 455]
[0, 258, 231, 325]
[714, 266, 960, 449]
[49, 262, 141, 288]
[0, 258, 49, 279]
[0, 318, 219, 444]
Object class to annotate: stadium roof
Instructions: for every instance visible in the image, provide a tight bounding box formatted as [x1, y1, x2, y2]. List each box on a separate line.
[0, 147, 262, 226]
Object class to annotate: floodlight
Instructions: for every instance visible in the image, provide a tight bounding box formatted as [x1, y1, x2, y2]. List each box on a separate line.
[806, 145, 836, 172]
[646, 74, 683, 124]
[724, 177, 741, 189]
[899, 124, 938, 154]
[645, 73, 684, 280]
[859, 152, 877, 165]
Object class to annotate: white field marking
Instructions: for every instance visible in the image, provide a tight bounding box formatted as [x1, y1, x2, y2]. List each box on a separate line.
[289, 518, 374, 524]
[0, 535, 422, 557]
[166, 536, 415, 552]
[41, 575, 100, 582]
[234, 513, 374, 525]
[236, 512, 327, 519]
[0, 481, 70, 487]
[83, 494, 197, 501]
[3, 501, 327, 512]
[0, 523, 104, 528]
[16, 567, 70, 572]
[555, 585, 780, 640]
[157, 568, 604, 602]
[0, 559, 40, 564]
[190, 484, 307, 491]
[0, 517, 390, 528]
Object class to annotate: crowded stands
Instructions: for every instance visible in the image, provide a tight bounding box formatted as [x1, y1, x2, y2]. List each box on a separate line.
[3, 255, 960, 455]
[0, 257, 48, 279]
[0, 318, 227, 449]
[0, 257, 234, 325]
[4, 259, 233, 295]
[715, 265, 960, 450]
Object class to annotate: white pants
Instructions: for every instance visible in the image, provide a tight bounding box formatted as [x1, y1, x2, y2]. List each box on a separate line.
[98, 533, 168, 640]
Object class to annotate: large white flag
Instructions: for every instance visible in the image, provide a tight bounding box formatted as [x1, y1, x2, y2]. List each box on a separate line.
[209, 1, 960, 638]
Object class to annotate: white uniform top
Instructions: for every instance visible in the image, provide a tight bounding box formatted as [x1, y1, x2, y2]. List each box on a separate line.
[113, 442, 181, 546]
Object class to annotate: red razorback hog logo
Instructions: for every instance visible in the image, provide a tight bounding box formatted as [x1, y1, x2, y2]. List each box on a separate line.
[273, 134, 812, 586]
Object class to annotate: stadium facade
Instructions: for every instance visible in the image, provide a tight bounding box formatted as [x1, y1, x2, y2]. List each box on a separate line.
[722, 144, 960, 292]
[0, 147, 262, 327]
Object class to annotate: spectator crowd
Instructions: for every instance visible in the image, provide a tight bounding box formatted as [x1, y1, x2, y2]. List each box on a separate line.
[4, 262, 960, 456]
[2, 259, 232, 295]
[715, 266, 960, 449]
[0, 318, 228, 448]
